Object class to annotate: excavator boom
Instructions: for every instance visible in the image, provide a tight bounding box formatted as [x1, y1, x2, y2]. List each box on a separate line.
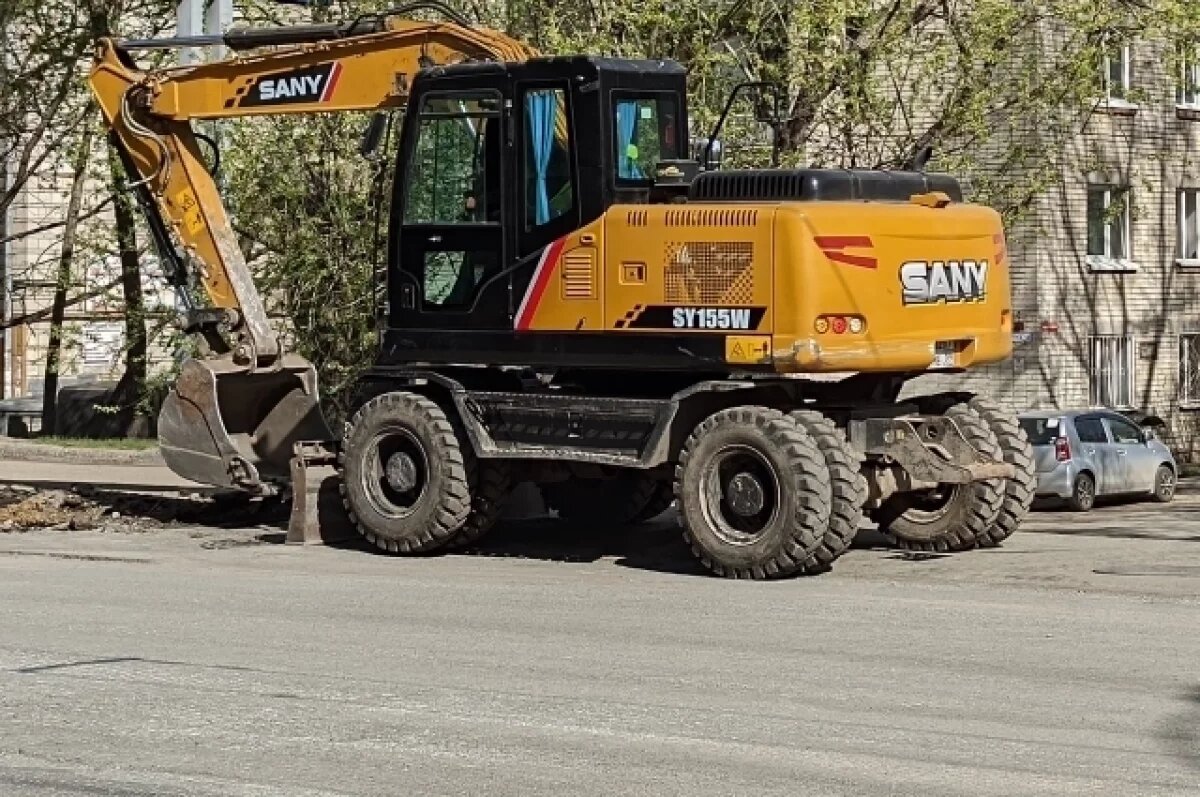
[88, 5, 541, 493]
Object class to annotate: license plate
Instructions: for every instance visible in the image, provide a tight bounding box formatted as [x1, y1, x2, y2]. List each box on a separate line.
[931, 342, 957, 370]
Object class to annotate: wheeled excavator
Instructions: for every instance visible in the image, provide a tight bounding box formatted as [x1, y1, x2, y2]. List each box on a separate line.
[89, 3, 1036, 578]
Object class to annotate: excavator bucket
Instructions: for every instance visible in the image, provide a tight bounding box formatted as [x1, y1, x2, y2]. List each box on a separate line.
[158, 354, 335, 493]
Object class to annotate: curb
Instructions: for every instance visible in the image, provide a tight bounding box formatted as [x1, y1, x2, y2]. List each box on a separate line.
[0, 439, 165, 467]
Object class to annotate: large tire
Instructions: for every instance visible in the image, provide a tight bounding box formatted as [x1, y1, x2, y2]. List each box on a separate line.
[675, 406, 832, 579]
[789, 410, 866, 573]
[968, 397, 1035, 547]
[875, 403, 1004, 553]
[444, 457, 512, 549]
[541, 473, 668, 528]
[339, 392, 471, 553]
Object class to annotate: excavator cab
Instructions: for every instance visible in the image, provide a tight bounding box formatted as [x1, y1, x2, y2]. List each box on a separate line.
[388, 57, 688, 336]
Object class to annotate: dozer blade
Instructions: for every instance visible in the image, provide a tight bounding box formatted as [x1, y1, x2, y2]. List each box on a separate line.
[158, 354, 335, 493]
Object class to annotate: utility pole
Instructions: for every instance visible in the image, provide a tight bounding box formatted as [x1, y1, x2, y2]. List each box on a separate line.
[177, 0, 232, 65]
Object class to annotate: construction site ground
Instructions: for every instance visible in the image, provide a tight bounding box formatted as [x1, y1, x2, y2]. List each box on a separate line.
[1, 450, 1198, 795]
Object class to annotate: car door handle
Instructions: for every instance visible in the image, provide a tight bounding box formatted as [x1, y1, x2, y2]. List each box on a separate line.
[1086, 448, 1096, 455]
[1117, 449, 1127, 456]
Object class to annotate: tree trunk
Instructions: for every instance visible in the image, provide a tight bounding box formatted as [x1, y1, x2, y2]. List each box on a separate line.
[109, 143, 148, 436]
[40, 120, 96, 435]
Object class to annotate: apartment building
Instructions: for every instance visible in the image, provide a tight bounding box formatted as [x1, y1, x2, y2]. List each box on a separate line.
[912, 34, 1200, 456]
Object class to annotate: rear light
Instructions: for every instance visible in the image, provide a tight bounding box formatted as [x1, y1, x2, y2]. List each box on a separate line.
[815, 315, 866, 335]
[1055, 436, 1071, 462]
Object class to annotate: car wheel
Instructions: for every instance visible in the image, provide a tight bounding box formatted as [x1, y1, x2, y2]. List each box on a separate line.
[1067, 472, 1095, 512]
[1152, 465, 1176, 504]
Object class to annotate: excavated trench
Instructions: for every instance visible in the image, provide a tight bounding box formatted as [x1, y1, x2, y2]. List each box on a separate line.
[0, 484, 288, 532]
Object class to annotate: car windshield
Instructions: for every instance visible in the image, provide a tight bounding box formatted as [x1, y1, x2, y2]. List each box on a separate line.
[1019, 417, 1060, 445]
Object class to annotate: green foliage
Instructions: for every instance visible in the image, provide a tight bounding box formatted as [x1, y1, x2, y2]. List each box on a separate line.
[222, 111, 387, 420]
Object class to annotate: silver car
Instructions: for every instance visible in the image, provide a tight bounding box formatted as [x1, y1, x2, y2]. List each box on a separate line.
[1017, 410, 1177, 511]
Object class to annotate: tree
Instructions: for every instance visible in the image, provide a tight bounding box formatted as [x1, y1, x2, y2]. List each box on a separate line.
[2, 1, 174, 424]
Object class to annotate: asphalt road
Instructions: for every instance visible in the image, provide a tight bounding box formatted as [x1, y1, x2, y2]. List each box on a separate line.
[1, 488, 1199, 795]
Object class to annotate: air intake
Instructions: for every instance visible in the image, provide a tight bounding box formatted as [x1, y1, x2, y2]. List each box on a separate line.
[689, 168, 963, 203]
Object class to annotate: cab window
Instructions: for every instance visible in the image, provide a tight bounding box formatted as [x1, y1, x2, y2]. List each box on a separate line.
[613, 94, 679, 183]
[522, 87, 574, 228]
[405, 92, 501, 224]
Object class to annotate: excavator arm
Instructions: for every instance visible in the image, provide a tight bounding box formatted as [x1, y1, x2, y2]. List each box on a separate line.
[87, 4, 541, 493]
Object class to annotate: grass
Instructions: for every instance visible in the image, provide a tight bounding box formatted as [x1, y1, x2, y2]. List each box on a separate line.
[33, 436, 158, 451]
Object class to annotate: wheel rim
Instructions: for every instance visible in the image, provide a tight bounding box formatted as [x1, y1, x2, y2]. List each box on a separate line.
[1077, 477, 1094, 506]
[362, 426, 430, 520]
[700, 444, 781, 545]
[1159, 469, 1175, 499]
[900, 485, 958, 523]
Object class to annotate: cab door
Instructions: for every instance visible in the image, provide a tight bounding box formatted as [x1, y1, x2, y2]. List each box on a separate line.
[391, 86, 511, 330]
[510, 82, 592, 331]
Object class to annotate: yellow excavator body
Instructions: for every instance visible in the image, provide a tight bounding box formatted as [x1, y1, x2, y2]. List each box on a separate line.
[519, 200, 1011, 374]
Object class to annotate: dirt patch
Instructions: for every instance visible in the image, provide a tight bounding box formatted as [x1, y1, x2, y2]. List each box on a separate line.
[0, 487, 103, 530]
[0, 485, 289, 533]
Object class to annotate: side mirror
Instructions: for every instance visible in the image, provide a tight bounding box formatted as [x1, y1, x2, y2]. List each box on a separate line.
[360, 112, 388, 159]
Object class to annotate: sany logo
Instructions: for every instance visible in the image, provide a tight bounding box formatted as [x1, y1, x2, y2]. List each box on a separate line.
[260, 74, 323, 101]
[899, 260, 988, 305]
[240, 63, 342, 107]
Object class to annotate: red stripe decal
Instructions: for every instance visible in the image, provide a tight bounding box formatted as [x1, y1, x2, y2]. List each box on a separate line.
[321, 63, 343, 102]
[823, 252, 878, 269]
[814, 235, 872, 249]
[515, 238, 567, 330]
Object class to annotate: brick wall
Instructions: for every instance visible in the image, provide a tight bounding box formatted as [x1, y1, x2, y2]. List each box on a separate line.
[908, 32, 1200, 459]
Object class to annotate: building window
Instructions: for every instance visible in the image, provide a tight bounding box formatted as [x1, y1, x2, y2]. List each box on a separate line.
[1103, 44, 1132, 102]
[1087, 185, 1133, 269]
[1181, 334, 1200, 408]
[1180, 188, 1200, 264]
[1179, 47, 1200, 108]
[1089, 335, 1135, 409]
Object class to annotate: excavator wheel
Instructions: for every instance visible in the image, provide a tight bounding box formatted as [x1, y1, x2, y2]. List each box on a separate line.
[339, 391, 471, 554]
[966, 396, 1036, 547]
[443, 457, 513, 550]
[675, 406, 832, 579]
[873, 402, 1004, 553]
[541, 473, 672, 528]
[788, 410, 866, 573]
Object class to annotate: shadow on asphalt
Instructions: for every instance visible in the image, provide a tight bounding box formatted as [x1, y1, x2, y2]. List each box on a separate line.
[450, 517, 711, 577]
[1158, 686, 1200, 772]
[439, 517, 902, 577]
